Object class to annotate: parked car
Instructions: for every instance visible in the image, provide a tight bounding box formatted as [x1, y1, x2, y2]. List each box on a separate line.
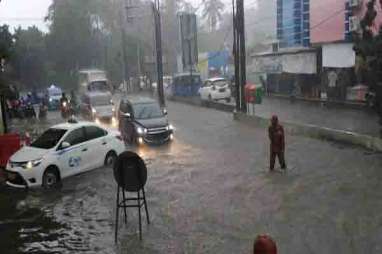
[118, 97, 174, 145]
[5, 120, 125, 188]
[199, 77, 231, 102]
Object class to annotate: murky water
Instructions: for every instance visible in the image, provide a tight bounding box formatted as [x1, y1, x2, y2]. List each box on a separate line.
[2, 101, 382, 253]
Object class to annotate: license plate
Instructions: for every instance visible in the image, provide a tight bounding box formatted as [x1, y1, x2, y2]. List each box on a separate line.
[219, 88, 226, 92]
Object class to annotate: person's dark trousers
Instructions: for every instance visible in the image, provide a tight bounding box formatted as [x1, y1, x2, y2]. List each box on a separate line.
[270, 151, 286, 170]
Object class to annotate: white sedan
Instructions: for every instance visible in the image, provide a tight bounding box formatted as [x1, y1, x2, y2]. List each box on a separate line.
[5, 120, 126, 188]
[199, 77, 231, 102]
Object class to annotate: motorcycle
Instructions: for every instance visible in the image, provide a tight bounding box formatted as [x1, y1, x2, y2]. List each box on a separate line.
[23, 101, 37, 118]
[61, 100, 76, 119]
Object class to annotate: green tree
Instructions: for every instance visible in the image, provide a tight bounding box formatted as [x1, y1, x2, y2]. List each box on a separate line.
[11, 26, 48, 89]
[0, 25, 13, 60]
[202, 0, 225, 32]
[354, 0, 382, 127]
[45, 0, 107, 88]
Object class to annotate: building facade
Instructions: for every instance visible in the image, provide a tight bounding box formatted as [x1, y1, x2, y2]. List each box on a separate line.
[277, 0, 310, 47]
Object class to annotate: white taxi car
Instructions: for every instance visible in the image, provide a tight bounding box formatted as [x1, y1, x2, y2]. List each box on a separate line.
[5, 121, 126, 188]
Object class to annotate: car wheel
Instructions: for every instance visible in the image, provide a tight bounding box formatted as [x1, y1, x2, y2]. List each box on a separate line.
[226, 97, 231, 103]
[42, 168, 60, 189]
[104, 151, 117, 167]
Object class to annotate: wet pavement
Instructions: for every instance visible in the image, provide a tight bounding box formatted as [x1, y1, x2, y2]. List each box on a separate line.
[183, 95, 381, 137]
[1, 100, 382, 253]
[253, 97, 381, 137]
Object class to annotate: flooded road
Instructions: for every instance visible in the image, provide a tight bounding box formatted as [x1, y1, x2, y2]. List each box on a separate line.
[1, 100, 382, 253]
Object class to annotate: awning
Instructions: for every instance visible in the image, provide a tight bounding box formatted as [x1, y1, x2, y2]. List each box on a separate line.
[322, 43, 355, 68]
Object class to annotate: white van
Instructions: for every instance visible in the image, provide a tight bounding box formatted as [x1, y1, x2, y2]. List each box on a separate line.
[80, 92, 115, 123]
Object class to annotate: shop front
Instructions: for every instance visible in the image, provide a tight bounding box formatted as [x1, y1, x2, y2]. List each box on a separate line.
[249, 48, 319, 98]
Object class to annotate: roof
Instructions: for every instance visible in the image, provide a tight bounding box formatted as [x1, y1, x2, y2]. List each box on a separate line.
[52, 121, 98, 130]
[205, 77, 227, 82]
[121, 97, 157, 104]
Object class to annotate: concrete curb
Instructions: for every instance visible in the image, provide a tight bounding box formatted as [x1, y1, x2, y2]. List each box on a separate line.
[169, 96, 235, 113]
[233, 112, 382, 152]
[267, 94, 367, 110]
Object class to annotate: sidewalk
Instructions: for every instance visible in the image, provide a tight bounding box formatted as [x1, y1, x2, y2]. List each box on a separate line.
[170, 95, 380, 138]
[254, 96, 380, 137]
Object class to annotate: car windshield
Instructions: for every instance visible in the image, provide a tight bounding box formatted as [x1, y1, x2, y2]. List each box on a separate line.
[213, 80, 228, 87]
[88, 81, 108, 91]
[133, 103, 163, 119]
[30, 128, 67, 149]
[90, 96, 111, 106]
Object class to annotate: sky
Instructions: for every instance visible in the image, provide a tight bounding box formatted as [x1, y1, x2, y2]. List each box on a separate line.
[0, 0, 245, 33]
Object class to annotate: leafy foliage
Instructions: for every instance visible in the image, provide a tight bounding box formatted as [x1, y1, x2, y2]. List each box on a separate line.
[202, 0, 225, 32]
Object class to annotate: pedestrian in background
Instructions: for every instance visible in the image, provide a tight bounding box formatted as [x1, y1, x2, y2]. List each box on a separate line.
[268, 115, 286, 171]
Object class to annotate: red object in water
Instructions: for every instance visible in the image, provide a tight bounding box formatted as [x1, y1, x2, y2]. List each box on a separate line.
[253, 234, 277, 254]
[0, 133, 21, 167]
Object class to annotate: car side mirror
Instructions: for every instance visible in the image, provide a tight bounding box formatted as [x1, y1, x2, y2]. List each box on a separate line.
[123, 112, 131, 118]
[61, 141, 71, 149]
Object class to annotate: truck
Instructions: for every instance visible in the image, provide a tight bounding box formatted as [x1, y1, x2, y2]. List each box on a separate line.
[77, 69, 115, 122]
[78, 69, 111, 94]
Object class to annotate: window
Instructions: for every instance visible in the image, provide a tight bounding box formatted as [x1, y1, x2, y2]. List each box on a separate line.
[63, 128, 86, 147]
[85, 126, 106, 141]
[133, 103, 163, 119]
[31, 128, 67, 149]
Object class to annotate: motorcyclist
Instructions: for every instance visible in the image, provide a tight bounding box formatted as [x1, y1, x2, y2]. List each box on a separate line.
[60, 92, 68, 106]
[60, 93, 69, 118]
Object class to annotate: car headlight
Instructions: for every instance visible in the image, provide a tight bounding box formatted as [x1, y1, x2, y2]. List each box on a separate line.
[24, 158, 43, 169]
[49, 98, 53, 102]
[92, 108, 97, 114]
[167, 124, 174, 131]
[62, 101, 67, 107]
[136, 127, 147, 135]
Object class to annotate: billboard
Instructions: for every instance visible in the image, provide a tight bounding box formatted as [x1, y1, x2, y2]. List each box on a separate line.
[178, 13, 198, 70]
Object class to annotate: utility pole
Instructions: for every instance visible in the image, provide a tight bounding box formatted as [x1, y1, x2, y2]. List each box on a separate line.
[233, 0, 247, 113]
[153, 0, 165, 107]
[232, 0, 240, 112]
[119, 6, 129, 93]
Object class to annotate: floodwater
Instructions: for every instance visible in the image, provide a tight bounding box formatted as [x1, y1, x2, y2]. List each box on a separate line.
[1, 100, 382, 253]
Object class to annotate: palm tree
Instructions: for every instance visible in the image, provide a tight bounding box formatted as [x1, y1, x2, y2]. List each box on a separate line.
[202, 0, 225, 32]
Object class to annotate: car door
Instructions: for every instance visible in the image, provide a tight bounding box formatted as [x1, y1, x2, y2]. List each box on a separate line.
[124, 103, 135, 142]
[83, 126, 108, 169]
[57, 127, 87, 177]
[118, 101, 129, 138]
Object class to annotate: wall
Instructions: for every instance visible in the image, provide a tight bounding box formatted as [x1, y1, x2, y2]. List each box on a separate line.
[310, 0, 347, 43]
